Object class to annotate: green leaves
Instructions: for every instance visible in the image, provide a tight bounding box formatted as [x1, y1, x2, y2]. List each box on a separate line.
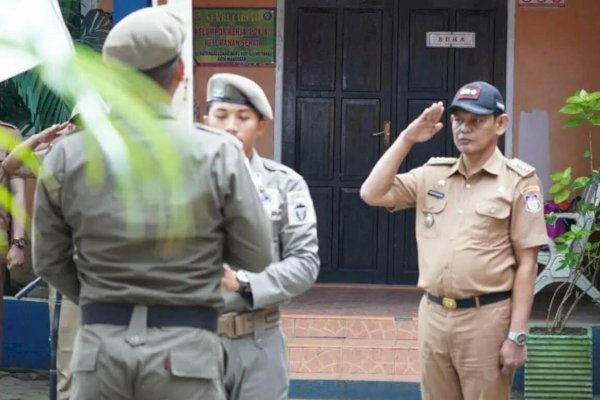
[73, 9, 112, 50]
[573, 176, 590, 188]
[547, 88, 600, 332]
[559, 89, 600, 128]
[545, 213, 557, 225]
[559, 104, 584, 115]
[564, 117, 583, 128]
[554, 190, 570, 204]
[549, 167, 575, 203]
[0, 6, 112, 134]
[12, 68, 71, 133]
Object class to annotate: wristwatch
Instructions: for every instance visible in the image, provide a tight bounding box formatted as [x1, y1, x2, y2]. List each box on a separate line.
[10, 238, 26, 249]
[235, 270, 251, 294]
[507, 331, 527, 346]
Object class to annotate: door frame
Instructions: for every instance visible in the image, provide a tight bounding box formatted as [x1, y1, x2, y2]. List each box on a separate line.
[273, 0, 516, 162]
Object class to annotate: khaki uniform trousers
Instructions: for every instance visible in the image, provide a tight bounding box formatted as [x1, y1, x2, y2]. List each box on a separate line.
[48, 287, 80, 400]
[70, 318, 225, 400]
[418, 295, 513, 400]
[222, 326, 289, 400]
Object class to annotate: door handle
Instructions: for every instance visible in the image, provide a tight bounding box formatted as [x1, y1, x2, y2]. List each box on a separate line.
[372, 121, 391, 148]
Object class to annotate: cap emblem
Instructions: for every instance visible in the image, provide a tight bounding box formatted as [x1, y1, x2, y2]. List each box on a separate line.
[457, 84, 481, 100]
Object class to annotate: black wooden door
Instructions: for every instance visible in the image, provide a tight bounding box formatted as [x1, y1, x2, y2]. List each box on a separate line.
[283, 0, 507, 284]
[389, 0, 507, 284]
[283, 0, 394, 283]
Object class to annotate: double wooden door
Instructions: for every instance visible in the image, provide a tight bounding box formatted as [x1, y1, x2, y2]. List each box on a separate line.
[283, 0, 507, 283]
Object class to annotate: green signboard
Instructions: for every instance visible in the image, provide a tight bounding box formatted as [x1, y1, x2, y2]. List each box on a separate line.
[193, 8, 276, 67]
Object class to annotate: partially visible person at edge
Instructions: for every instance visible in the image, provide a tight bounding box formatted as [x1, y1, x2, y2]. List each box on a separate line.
[32, 6, 272, 400]
[0, 120, 26, 364]
[360, 81, 547, 400]
[203, 73, 320, 400]
[3, 118, 79, 400]
[2, 120, 74, 179]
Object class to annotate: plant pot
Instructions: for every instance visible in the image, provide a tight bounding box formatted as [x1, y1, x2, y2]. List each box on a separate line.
[525, 326, 592, 399]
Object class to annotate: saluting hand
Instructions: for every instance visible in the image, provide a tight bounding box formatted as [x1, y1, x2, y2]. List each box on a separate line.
[500, 339, 527, 374]
[221, 263, 240, 292]
[34, 121, 71, 147]
[400, 101, 445, 144]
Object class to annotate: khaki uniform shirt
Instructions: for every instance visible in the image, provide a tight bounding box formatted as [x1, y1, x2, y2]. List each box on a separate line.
[32, 112, 272, 310]
[223, 151, 319, 312]
[0, 121, 23, 251]
[390, 148, 548, 298]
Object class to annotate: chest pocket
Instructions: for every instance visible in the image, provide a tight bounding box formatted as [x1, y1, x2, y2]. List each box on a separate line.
[472, 198, 511, 243]
[419, 198, 447, 239]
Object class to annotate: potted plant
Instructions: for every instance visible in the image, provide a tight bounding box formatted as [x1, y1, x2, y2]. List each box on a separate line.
[525, 89, 600, 399]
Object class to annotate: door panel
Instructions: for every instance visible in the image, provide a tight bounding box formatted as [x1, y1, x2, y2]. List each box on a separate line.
[342, 9, 383, 92]
[310, 187, 334, 271]
[339, 188, 379, 271]
[408, 10, 450, 93]
[297, 8, 337, 91]
[296, 98, 335, 179]
[285, 0, 393, 283]
[340, 99, 380, 180]
[454, 10, 498, 88]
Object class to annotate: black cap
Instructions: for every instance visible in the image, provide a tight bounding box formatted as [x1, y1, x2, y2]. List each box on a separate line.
[448, 81, 505, 116]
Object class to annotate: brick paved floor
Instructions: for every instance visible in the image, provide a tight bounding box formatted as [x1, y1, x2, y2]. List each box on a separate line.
[0, 370, 47, 400]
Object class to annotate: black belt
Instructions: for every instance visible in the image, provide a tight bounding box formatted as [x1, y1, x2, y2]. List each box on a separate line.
[80, 302, 218, 332]
[427, 291, 511, 310]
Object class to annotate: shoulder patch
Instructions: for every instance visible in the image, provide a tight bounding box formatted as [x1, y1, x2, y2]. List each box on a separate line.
[287, 190, 316, 226]
[507, 158, 535, 177]
[426, 157, 458, 166]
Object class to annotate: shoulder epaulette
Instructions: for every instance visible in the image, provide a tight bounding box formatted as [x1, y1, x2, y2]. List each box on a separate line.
[193, 123, 243, 149]
[0, 121, 19, 132]
[507, 158, 536, 177]
[426, 157, 457, 166]
[262, 158, 292, 174]
[194, 122, 223, 135]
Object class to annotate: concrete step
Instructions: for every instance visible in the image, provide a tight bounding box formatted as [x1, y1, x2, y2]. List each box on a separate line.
[282, 314, 418, 340]
[282, 314, 420, 381]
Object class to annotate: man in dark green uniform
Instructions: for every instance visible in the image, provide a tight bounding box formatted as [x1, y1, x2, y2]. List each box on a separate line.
[32, 6, 272, 400]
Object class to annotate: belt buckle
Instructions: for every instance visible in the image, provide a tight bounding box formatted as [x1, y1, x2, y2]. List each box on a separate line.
[442, 297, 457, 310]
[264, 310, 280, 324]
[218, 314, 237, 338]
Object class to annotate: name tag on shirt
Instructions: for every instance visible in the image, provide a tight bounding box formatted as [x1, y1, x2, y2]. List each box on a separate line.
[427, 189, 445, 199]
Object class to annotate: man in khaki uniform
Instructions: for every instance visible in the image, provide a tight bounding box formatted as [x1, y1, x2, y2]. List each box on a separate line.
[203, 73, 320, 400]
[32, 6, 272, 400]
[4, 119, 79, 400]
[0, 120, 27, 364]
[361, 82, 548, 400]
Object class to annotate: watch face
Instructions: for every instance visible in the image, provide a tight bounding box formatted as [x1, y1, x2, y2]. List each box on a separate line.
[516, 333, 527, 345]
[12, 238, 26, 248]
[236, 270, 250, 284]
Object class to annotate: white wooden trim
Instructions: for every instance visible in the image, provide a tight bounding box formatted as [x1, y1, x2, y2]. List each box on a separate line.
[274, 0, 285, 162]
[165, 0, 194, 127]
[505, 0, 516, 158]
